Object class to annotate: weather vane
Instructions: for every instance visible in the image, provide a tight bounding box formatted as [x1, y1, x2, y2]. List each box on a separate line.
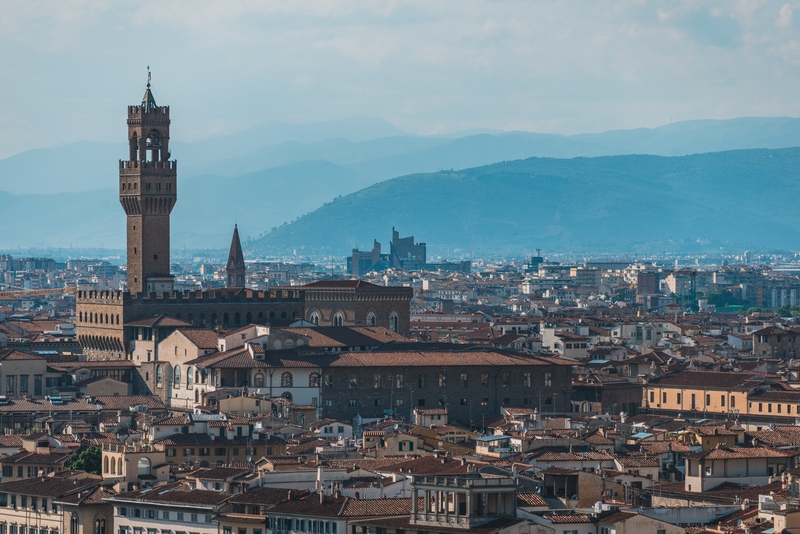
[147, 66, 151, 88]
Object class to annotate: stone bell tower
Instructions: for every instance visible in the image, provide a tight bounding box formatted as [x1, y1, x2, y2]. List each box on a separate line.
[119, 71, 177, 294]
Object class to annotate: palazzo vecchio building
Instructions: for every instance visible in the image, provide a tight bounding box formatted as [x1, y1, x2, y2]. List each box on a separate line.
[76, 82, 411, 360]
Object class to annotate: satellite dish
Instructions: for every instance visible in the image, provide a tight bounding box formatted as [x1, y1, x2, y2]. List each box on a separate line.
[394, 424, 399, 431]
[737, 520, 744, 527]
[247, 456, 252, 462]
[337, 435, 342, 441]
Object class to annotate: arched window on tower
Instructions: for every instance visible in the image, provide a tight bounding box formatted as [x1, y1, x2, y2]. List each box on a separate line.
[234, 312, 241, 325]
[309, 311, 320, 325]
[367, 312, 376, 326]
[96, 519, 106, 534]
[223, 313, 229, 325]
[333, 313, 343, 327]
[389, 312, 399, 333]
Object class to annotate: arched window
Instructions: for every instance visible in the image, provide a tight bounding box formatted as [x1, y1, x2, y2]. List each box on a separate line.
[309, 373, 320, 388]
[199, 313, 206, 325]
[254, 373, 264, 387]
[187, 313, 194, 324]
[95, 519, 106, 534]
[281, 372, 293, 387]
[258, 312, 264, 319]
[111, 456, 116, 474]
[223, 313, 229, 325]
[71, 513, 79, 534]
[269, 311, 276, 319]
[292, 311, 299, 319]
[103, 456, 109, 473]
[309, 311, 320, 325]
[234, 312, 241, 325]
[195, 389, 199, 403]
[118, 457, 122, 475]
[156, 365, 163, 387]
[281, 311, 287, 319]
[137, 457, 151, 476]
[200, 461, 209, 468]
[211, 313, 218, 325]
[367, 312, 376, 326]
[174, 366, 181, 387]
[246, 312, 252, 323]
[389, 312, 399, 333]
[333, 312, 343, 327]
[175, 313, 181, 321]
[282, 391, 293, 401]
[187, 368, 194, 388]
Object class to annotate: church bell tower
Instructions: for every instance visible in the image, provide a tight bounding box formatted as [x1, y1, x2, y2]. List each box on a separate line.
[119, 71, 177, 294]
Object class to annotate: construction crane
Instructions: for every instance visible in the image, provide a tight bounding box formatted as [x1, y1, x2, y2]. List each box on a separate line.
[0, 286, 77, 299]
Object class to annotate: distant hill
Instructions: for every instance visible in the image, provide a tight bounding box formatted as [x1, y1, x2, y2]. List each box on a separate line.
[4, 116, 800, 196]
[249, 148, 800, 255]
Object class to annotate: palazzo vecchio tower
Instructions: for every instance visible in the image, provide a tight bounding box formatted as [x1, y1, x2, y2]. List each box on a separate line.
[75, 77, 411, 361]
[120, 77, 176, 294]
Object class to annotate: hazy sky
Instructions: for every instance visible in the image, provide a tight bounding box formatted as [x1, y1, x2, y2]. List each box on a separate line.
[2, 0, 800, 159]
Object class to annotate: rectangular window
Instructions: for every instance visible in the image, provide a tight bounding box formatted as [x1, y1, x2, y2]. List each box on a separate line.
[481, 373, 489, 387]
[759, 403, 763, 412]
[349, 374, 358, 389]
[183, 448, 195, 457]
[461, 398, 468, 406]
[166, 448, 176, 457]
[396, 374, 404, 389]
[215, 448, 226, 456]
[481, 398, 489, 406]
[460, 374, 468, 388]
[2, 466, 11, 477]
[706, 394, 710, 405]
[323, 399, 333, 407]
[544, 372, 552, 387]
[439, 374, 446, 388]
[501, 373, 510, 387]
[6, 376, 14, 396]
[374, 399, 382, 407]
[199, 448, 210, 456]
[721, 395, 725, 407]
[148, 510, 156, 519]
[650, 391, 655, 403]
[523, 373, 531, 387]
[418, 398, 425, 407]
[19, 376, 28, 395]
[190, 514, 197, 523]
[418, 374, 425, 389]
[396, 398, 404, 406]
[177, 513, 184, 522]
[374, 374, 382, 389]
[323, 375, 333, 388]
[34, 375, 42, 396]
[162, 511, 169, 520]
[349, 399, 357, 407]
[662, 392, 667, 403]
[205, 516, 212, 524]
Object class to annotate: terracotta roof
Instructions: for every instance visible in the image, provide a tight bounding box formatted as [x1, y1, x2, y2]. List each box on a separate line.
[0, 348, 45, 361]
[178, 329, 220, 349]
[125, 315, 194, 328]
[686, 445, 794, 461]
[276, 326, 408, 347]
[0, 474, 98, 497]
[597, 511, 639, 524]
[111, 482, 233, 506]
[1, 451, 70, 465]
[543, 513, 594, 524]
[517, 492, 548, 507]
[653, 370, 765, 389]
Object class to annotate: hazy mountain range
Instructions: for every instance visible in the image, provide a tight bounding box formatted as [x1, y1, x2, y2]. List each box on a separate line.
[2, 116, 800, 253]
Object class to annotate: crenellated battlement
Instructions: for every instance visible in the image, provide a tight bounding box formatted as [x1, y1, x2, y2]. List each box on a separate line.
[127, 105, 170, 116]
[120, 160, 177, 172]
[78, 287, 303, 306]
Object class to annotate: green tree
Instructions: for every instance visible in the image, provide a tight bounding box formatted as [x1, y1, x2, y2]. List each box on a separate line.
[65, 446, 102, 475]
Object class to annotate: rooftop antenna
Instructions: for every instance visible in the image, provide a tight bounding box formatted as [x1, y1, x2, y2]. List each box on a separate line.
[147, 66, 151, 88]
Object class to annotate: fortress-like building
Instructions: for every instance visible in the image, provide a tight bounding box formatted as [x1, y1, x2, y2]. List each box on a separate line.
[77, 82, 411, 360]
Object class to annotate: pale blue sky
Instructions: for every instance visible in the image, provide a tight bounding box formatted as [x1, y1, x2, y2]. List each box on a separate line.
[1, 1, 800, 159]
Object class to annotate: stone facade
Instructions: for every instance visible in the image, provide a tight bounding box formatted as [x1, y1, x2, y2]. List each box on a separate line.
[318, 358, 572, 427]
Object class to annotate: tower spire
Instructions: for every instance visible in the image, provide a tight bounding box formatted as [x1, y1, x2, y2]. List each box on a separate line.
[142, 66, 156, 109]
[226, 225, 246, 288]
